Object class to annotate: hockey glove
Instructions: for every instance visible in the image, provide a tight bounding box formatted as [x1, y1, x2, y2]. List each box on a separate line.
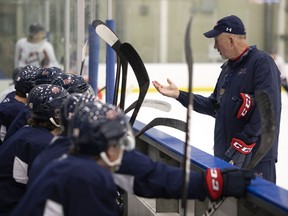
[205, 167, 255, 201]
[225, 133, 256, 168]
[233, 93, 255, 120]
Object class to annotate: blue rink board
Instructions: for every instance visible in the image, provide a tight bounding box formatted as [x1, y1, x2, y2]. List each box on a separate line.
[133, 120, 288, 214]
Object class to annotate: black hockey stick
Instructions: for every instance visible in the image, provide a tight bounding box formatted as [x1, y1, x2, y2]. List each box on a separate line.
[125, 99, 172, 113]
[93, 20, 150, 125]
[92, 20, 123, 106]
[113, 55, 122, 106]
[94, 20, 181, 133]
[135, 118, 186, 138]
[119, 57, 128, 109]
[181, 17, 193, 216]
[80, 40, 88, 76]
[92, 20, 128, 108]
[246, 91, 275, 169]
[202, 90, 275, 216]
[119, 43, 150, 126]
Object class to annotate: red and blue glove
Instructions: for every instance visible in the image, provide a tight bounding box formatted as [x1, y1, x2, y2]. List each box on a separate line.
[225, 133, 256, 168]
[205, 167, 255, 201]
[233, 93, 255, 120]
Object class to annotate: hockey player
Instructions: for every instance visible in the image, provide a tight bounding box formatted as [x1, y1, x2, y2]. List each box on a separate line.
[14, 23, 60, 68]
[28, 93, 125, 215]
[152, 15, 281, 183]
[0, 84, 69, 215]
[12, 100, 135, 216]
[3, 67, 64, 142]
[12, 101, 254, 216]
[28, 92, 95, 185]
[0, 65, 41, 144]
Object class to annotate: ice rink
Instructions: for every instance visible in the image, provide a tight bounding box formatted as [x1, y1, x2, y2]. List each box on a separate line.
[125, 91, 288, 191]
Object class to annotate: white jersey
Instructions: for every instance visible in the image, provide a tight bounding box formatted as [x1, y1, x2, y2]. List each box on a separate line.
[14, 38, 60, 68]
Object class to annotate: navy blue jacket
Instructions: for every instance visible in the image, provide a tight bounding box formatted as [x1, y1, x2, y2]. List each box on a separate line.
[28, 136, 71, 185]
[12, 155, 118, 216]
[4, 105, 30, 142]
[177, 46, 281, 162]
[14, 150, 207, 216]
[0, 126, 53, 215]
[115, 150, 206, 200]
[0, 96, 25, 144]
[28, 137, 206, 201]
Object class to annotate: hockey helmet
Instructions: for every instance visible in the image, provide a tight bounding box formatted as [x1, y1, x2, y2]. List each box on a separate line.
[52, 74, 89, 94]
[34, 67, 63, 85]
[14, 65, 42, 94]
[68, 100, 135, 156]
[28, 84, 69, 122]
[60, 92, 95, 129]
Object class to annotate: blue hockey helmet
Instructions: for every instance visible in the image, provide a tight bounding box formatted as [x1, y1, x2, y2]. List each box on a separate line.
[51, 73, 73, 89]
[68, 100, 135, 156]
[34, 67, 63, 85]
[28, 84, 69, 123]
[52, 74, 89, 94]
[14, 65, 42, 95]
[60, 92, 95, 130]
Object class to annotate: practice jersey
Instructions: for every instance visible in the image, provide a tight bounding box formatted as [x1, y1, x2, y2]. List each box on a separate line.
[28, 137, 207, 201]
[27, 134, 207, 200]
[4, 106, 30, 142]
[15, 38, 60, 68]
[0, 126, 53, 215]
[115, 150, 206, 200]
[12, 155, 118, 216]
[28, 136, 71, 185]
[0, 96, 25, 144]
[0, 86, 16, 102]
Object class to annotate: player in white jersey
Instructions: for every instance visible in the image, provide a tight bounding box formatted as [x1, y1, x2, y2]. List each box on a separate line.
[14, 23, 60, 68]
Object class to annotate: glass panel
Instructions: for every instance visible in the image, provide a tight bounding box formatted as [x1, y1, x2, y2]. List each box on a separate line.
[0, 0, 286, 79]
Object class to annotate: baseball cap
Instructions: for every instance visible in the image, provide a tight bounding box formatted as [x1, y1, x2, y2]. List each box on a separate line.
[203, 15, 246, 38]
[29, 23, 45, 36]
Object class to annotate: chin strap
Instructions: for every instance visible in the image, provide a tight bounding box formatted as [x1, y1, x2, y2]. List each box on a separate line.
[100, 147, 125, 171]
[49, 117, 61, 128]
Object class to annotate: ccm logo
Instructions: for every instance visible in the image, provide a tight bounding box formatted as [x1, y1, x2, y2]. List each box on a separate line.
[210, 169, 220, 191]
[240, 94, 251, 117]
[232, 139, 255, 154]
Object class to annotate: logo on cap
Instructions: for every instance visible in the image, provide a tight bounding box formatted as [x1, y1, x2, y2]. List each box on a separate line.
[226, 27, 232, 32]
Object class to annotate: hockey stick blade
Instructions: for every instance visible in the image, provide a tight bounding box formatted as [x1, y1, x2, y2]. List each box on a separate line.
[202, 90, 276, 216]
[92, 20, 121, 51]
[135, 118, 186, 138]
[92, 19, 128, 108]
[181, 16, 193, 216]
[125, 99, 172, 113]
[119, 43, 150, 126]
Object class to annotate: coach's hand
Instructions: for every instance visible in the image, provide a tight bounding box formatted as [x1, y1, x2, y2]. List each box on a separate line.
[225, 133, 256, 168]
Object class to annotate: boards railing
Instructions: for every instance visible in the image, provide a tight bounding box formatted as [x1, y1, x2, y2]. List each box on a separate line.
[127, 120, 288, 216]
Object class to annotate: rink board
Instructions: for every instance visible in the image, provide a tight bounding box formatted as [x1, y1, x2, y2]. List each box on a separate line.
[129, 120, 288, 216]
